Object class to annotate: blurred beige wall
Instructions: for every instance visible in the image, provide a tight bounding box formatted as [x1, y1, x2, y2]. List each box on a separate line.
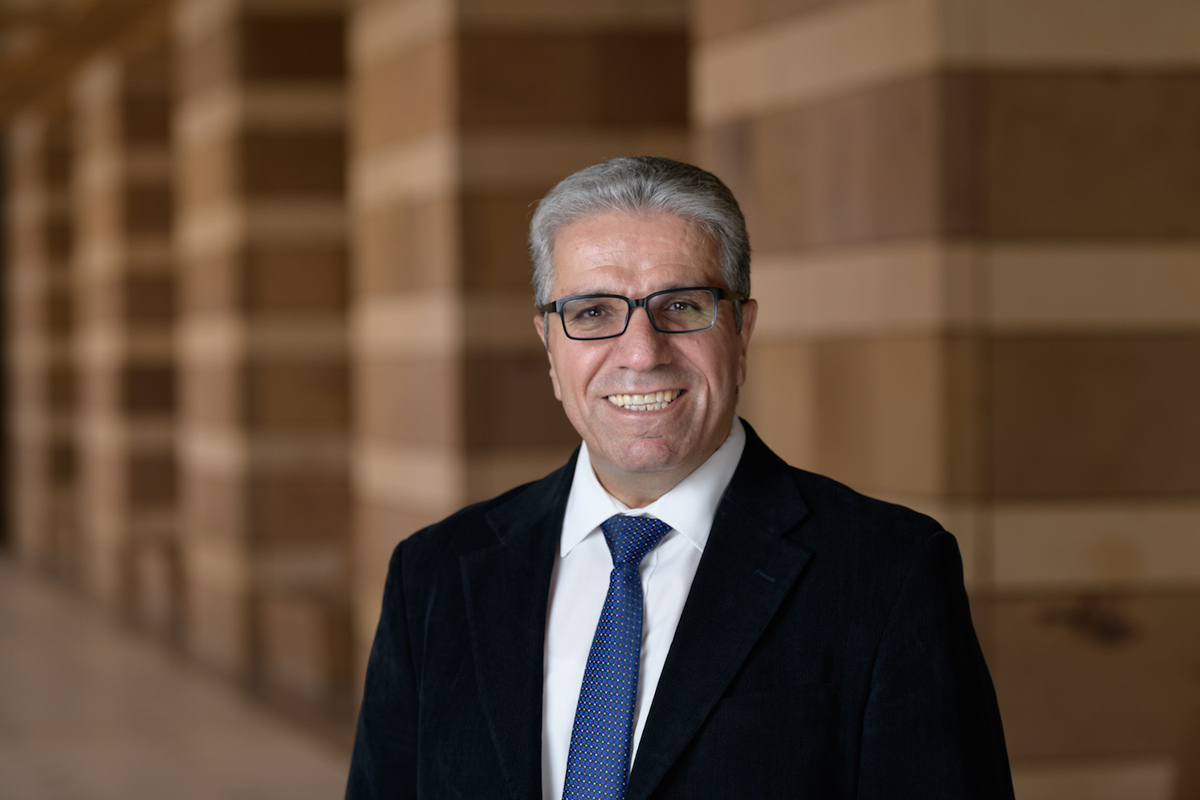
[695, 2, 1200, 796]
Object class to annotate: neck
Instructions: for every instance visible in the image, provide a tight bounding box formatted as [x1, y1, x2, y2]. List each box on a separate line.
[595, 471, 681, 510]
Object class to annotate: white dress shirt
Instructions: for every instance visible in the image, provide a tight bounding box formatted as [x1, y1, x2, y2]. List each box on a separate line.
[541, 418, 746, 800]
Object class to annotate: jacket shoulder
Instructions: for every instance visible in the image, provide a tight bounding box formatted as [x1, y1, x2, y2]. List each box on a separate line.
[791, 466, 944, 541]
[390, 450, 577, 569]
[738, 420, 945, 554]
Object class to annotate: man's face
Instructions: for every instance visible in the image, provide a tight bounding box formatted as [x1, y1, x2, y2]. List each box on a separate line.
[533, 211, 757, 506]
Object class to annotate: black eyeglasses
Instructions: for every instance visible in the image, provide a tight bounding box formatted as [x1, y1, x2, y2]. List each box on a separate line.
[537, 286, 746, 341]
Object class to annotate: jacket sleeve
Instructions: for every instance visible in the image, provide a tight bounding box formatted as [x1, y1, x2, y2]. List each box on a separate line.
[346, 543, 419, 800]
[856, 531, 1015, 799]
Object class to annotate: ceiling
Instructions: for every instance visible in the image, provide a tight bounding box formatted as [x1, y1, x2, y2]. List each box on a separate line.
[0, 0, 166, 121]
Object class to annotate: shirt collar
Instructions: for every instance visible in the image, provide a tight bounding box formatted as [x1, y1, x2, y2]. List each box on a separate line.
[560, 417, 747, 557]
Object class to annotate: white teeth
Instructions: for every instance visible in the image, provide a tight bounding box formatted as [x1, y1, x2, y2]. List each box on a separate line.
[606, 389, 680, 411]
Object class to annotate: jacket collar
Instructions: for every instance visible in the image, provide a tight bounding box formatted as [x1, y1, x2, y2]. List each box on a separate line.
[626, 422, 813, 800]
[460, 449, 576, 800]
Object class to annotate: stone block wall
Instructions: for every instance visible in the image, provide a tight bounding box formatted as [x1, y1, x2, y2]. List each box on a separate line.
[347, 0, 691, 671]
[694, 0, 1200, 793]
[173, 0, 353, 712]
[7, 112, 79, 583]
[73, 36, 178, 634]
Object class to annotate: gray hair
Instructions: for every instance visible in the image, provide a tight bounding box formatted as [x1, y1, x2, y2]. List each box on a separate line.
[528, 157, 751, 315]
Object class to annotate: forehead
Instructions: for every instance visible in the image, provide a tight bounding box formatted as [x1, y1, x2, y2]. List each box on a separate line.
[550, 211, 720, 294]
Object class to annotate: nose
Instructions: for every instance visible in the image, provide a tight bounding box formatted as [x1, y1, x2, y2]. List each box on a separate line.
[614, 305, 672, 370]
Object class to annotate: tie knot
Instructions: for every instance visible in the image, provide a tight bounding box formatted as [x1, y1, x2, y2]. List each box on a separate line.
[600, 514, 671, 567]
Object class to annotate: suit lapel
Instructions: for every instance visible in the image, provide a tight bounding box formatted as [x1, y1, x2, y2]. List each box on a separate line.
[460, 454, 575, 800]
[626, 426, 813, 800]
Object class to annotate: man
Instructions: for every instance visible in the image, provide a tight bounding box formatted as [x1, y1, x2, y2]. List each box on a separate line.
[346, 157, 1014, 799]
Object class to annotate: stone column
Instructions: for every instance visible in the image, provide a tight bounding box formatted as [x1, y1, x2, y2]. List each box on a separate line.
[694, 0, 1200, 794]
[0, 133, 6, 554]
[174, 0, 352, 714]
[73, 37, 178, 635]
[348, 0, 690, 673]
[7, 112, 79, 582]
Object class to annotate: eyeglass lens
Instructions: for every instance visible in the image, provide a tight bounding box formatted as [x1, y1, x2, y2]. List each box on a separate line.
[561, 289, 717, 339]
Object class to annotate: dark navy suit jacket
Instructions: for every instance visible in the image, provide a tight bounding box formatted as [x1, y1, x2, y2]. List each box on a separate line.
[346, 422, 1014, 799]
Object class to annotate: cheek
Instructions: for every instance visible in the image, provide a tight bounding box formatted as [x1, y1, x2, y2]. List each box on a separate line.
[549, 351, 596, 408]
[695, 343, 746, 392]
[557, 348, 608, 403]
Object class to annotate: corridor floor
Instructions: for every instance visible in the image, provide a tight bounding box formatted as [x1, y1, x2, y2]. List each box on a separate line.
[0, 557, 351, 800]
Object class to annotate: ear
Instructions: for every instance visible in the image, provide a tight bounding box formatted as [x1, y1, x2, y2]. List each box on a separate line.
[533, 313, 549, 351]
[533, 314, 563, 400]
[734, 299, 758, 388]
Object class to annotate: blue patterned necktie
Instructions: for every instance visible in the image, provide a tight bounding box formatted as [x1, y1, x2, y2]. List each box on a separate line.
[562, 514, 672, 800]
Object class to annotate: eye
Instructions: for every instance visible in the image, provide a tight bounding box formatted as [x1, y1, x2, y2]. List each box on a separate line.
[569, 302, 613, 322]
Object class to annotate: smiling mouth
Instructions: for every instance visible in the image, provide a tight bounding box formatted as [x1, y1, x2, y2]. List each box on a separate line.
[606, 389, 682, 412]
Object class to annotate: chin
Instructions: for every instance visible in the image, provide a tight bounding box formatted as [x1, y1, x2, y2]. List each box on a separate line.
[617, 439, 686, 474]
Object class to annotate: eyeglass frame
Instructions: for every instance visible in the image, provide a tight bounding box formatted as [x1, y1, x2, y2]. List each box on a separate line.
[536, 286, 748, 341]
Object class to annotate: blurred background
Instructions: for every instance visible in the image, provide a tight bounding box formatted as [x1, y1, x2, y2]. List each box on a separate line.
[1, 0, 1198, 797]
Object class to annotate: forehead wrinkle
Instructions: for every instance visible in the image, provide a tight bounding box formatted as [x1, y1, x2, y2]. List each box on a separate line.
[557, 254, 722, 296]
[553, 210, 715, 260]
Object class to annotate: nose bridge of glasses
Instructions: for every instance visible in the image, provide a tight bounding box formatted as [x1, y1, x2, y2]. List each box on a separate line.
[625, 295, 657, 331]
